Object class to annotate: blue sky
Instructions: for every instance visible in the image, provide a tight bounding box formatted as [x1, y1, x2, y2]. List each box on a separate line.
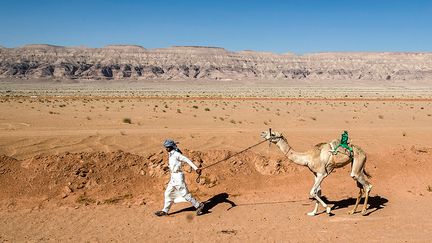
[0, 0, 431, 53]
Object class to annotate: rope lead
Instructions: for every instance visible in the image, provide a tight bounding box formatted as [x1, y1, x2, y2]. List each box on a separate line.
[196, 128, 277, 183]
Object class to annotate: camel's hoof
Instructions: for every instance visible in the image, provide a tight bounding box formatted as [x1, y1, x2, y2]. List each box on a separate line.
[361, 210, 367, 216]
[307, 212, 316, 216]
[347, 210, 355, 215]
[326, 207, 332, 214]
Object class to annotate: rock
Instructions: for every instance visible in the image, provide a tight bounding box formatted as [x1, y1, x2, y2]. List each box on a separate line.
[61, 186, 73, 198]
[254, 157, 287, 175]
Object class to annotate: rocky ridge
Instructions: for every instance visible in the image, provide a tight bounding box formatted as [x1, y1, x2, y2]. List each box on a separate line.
[1, 44, 432, 81]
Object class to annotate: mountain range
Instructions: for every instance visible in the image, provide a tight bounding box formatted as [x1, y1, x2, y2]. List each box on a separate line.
[1, 44, 431, 81]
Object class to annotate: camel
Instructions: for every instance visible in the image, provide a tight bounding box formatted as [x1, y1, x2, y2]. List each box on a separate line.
[261, 130, 373, 216]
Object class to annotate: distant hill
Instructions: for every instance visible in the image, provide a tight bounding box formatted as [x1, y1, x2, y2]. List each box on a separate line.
[1, 44, 431, 81]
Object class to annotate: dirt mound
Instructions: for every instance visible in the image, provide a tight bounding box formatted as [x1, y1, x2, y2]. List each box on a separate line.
[0, 150, 294, 207]
[0, 151, 154, 206]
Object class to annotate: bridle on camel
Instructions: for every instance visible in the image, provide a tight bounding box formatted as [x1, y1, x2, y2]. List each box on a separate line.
[195, 128, 282, 183]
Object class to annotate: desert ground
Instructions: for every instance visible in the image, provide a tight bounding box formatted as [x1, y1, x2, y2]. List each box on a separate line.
[1, 80, 432, 242]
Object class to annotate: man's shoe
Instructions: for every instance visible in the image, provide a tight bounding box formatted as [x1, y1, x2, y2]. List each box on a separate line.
[196, 203, 205, 216]
[155, 211, 168, 217]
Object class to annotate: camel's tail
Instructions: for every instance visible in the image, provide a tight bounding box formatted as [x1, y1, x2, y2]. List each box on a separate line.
[363, 169, 372, 179]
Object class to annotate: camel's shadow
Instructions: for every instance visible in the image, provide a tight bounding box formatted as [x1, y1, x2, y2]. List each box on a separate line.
[169, 192, 237, 216]
[322, 195, 388, 216]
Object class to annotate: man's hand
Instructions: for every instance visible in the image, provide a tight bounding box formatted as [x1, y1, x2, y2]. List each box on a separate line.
[196, 168, 202, 175]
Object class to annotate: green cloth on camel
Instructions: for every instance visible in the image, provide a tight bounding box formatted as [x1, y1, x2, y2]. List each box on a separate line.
[333, 131, 353, 155]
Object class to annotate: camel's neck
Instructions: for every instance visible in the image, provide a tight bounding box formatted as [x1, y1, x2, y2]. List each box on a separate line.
[276, 138, 309, 166]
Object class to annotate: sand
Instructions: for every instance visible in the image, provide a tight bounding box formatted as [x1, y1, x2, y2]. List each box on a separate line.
[1, 81, 432, 242]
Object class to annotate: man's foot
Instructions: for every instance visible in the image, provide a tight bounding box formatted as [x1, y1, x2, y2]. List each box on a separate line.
[196, 203, 205, 216]
[154, 211, 168, 217]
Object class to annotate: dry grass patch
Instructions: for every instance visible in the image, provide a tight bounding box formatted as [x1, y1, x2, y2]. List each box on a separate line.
[76, 195, 96, 205]
[102, 194, 133, 204]
[122, 118, 132, 124]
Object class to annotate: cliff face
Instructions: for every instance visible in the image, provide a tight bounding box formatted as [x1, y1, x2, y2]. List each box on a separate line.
[1, 44, 432, 81]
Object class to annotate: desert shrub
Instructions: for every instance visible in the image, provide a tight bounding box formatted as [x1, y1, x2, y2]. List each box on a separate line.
[102, 194, 132, 204]
[76, 195, 96, 205]
[123, 118, 132, 124]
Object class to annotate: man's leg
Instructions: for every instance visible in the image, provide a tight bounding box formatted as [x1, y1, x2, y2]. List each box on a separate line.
[184, 193, 201, 208]
[180, 184, 205, 215]
[155, 183, 175, 216]
[162, 184, 175, 213]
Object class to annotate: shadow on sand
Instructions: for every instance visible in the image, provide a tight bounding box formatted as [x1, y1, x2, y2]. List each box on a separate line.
[322, 195, 388, 216]
[168, 193, 388, 216]
[169, 193, 237, 216]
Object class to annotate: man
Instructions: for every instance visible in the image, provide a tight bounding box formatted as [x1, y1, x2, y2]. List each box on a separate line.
[154, 139, 205, 216]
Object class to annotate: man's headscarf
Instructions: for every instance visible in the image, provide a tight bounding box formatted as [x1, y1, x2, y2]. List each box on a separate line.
[163, 139, 182, 154]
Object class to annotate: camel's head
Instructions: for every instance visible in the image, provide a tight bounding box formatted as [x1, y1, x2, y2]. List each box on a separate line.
[261, 130, 284, 144]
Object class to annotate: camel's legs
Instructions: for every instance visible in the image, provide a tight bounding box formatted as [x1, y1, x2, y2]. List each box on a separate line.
[308, 182, 321, 216]
[353, 173, 372, 215]
[308, 173, 331, 216]
[348, 187, 363, 215]
[361, 181, 372, 215]
[349, 152, 373, 215]
[308, 202, 320, 216]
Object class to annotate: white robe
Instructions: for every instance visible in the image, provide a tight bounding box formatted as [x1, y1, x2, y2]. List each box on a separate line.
[162, 150, 200, 212]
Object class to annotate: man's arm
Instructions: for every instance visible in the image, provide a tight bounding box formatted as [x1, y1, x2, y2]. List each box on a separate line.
[178, 154, 199, 170]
